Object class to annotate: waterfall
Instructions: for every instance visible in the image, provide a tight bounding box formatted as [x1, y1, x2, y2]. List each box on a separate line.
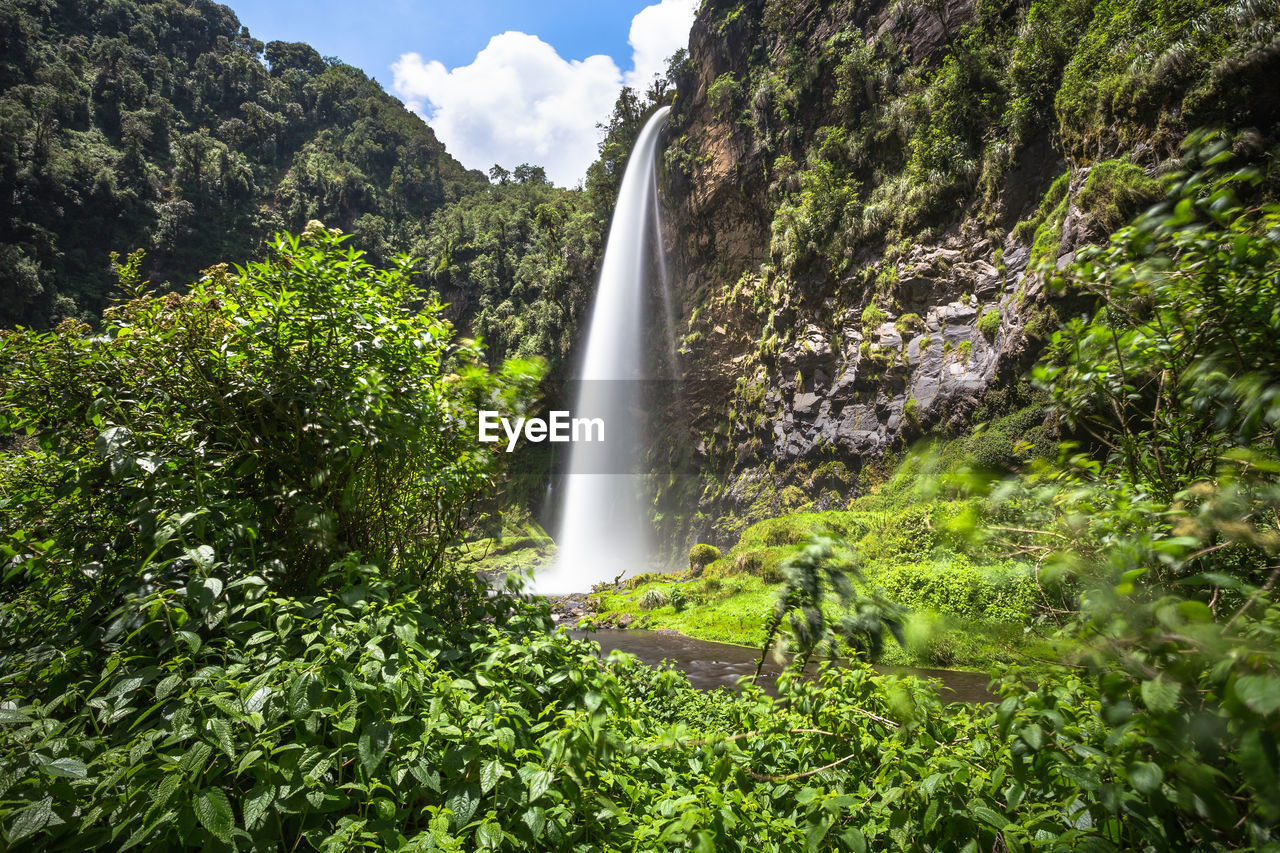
[534, 106, 670, 595]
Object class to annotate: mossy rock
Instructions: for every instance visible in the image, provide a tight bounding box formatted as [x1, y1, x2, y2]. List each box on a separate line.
[688, 543, 722, 576]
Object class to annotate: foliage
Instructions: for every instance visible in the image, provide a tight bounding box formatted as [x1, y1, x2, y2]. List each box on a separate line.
[639, 588, 670, 611]
[1075, 157, 1163, 234]
[968, 138, 1280, 846]
[0, 564, 620, 851]
[1037, 133, 1280, 501]
[706, 73, 741, 119]
[976, 308, 1000, 341]
[757, 536, 906, 676]
[875, 555, 1038, 624]
[0, 0, 485, 329]
[0, 230, 542, 609]
[421, 172, 601, 376]
[687, 0, 1276, 283]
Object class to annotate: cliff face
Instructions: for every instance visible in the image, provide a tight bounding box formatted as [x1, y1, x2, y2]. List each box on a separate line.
[654, 0, 1280, 550]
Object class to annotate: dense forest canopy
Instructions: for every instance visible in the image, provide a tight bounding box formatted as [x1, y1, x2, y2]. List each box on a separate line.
[0, 0, 487, 329]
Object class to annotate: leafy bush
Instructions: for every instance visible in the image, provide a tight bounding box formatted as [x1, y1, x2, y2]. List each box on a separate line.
[859, 302, 885, 330]
[0, 562, 621, 851]
[0, 231, 541, 599]
[706, 73, 741, 118]
[669, 586, 689, 612]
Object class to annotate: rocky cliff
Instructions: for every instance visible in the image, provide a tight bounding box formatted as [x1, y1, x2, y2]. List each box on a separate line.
[652, 0, 1280, 551]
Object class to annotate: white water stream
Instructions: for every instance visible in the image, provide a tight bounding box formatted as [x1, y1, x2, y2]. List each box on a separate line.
[534, 106, 670, 595]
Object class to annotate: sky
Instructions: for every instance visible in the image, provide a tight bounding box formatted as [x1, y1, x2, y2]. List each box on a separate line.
[228, 0, 698, 187]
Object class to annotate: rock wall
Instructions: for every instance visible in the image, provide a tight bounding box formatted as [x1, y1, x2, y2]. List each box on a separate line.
[647, 0, 1280, 554]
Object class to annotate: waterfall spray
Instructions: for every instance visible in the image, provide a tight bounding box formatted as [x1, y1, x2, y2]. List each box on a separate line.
[534, 106, 670, 595]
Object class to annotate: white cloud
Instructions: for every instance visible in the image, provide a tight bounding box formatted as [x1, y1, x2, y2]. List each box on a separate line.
[392, 1, 697, 188]
[623, 0, 697, 91]
[393, 33, 620, 188]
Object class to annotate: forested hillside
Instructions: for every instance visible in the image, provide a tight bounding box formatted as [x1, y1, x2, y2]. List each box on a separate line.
[0, 0, 487, 328]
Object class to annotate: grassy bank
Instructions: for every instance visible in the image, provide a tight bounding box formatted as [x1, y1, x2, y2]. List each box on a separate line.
[591, 423, 1073, 670]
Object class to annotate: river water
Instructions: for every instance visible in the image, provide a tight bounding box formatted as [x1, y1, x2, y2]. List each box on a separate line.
[568, 628, 995, 703]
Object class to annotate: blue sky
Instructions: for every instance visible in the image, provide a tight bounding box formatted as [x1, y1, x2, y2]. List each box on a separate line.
[227, 0, 697, 186]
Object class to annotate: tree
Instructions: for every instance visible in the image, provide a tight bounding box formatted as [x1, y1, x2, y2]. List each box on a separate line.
[264, 40, 324, 76]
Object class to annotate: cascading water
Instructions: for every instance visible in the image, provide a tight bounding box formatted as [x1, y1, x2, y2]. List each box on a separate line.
[534, 106, 670, 595]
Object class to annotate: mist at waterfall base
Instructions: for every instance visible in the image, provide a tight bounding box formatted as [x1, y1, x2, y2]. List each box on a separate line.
[533, 106, 671, 596]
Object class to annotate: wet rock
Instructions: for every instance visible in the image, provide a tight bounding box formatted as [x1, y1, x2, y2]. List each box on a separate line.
[793, 391, 822, 417]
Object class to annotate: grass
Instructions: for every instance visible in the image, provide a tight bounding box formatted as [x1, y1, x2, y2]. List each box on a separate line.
[591, 417, 1073, 671]
[593, 575, 777, 647]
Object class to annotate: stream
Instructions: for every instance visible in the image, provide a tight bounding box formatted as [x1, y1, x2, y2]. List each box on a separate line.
[569, 629, 995, 703]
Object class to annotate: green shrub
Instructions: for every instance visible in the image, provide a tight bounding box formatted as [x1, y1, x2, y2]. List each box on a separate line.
[669, 586, 688, 612]
[639, 588, 669, 610]
[977, 309, 1000, 341]
[707, 72, 741, 117]
[961, 403, 1051, 472]
[860, 302, 886, 330]
[874, 556, 1038, 623]
[0, 234, 542, 600]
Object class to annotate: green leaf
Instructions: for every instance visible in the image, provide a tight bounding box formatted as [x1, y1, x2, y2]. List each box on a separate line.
[105, 676, 144, 701]
[209, 717, 235, 760]
[244, 686, 271, 714]
[155, 674, 182, 700]
[175, 630, 202, 654]
[358, 720, 392, 776]
[1176, 600, 1212, 622]
[480, 758, 504, 794]
[0, 708, 33, 724]
[1235, 675, 1280, 715]
[8, 796, 56, 842]
[841, 828, 867, 853]
[526, 767, 553, 803]
[180, 742, 214, 777]
[243, 782, 275, 831]
[289, 673, 320, 717]
[1140, 677, 1180, 713]
[972, 805, 1010, 830]
[521, 806, 545, 838]
[43, 757, 88, 779]
[476, 820, 502, 848]
[446, 784, 480, 829]
[194, 787, 235, 841]
[1128, 761, 1164, 794]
